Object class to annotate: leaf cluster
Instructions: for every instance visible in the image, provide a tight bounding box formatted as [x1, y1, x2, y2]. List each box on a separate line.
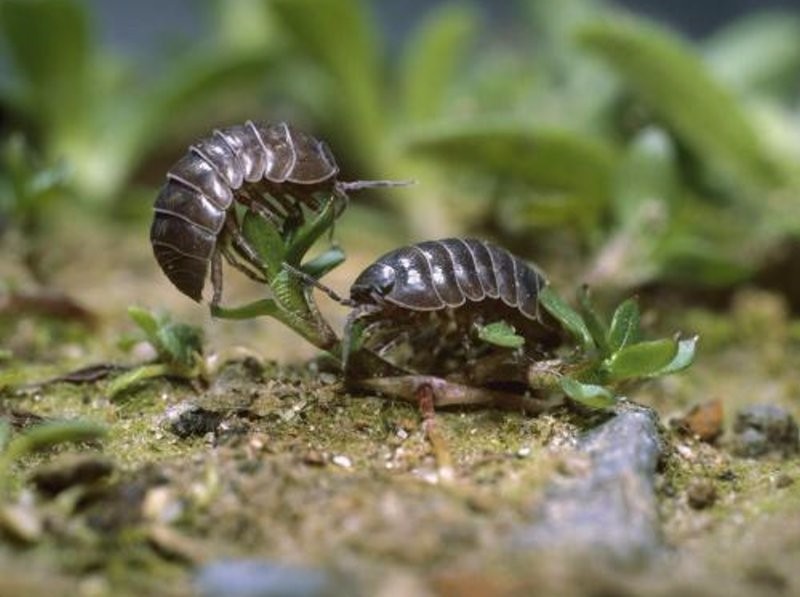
[538, 286, 697, 408]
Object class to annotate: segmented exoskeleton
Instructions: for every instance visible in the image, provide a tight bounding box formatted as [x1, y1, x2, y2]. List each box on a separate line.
[346, 238, 560, 377]
[150, 120, 400, 305]
[289, 238, 561, 378]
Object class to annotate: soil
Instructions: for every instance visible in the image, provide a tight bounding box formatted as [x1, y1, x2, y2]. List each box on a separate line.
[1, 212, 800, 596]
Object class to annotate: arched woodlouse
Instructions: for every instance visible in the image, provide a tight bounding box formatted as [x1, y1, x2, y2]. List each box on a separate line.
[151, 120, 400, 304]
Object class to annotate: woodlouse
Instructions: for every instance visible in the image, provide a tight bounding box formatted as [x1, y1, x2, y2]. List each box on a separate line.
[296, 238, 560, 377]
[151, 120, 402, 304]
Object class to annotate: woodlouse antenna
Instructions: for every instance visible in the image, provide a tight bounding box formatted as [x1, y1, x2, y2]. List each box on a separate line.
[336, 179, 416, 193]
[282, 262, 355, 307]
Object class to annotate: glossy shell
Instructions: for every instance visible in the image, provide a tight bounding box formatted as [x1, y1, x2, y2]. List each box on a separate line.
[150, 121, 339, 301]
[350, 238, 546, 320]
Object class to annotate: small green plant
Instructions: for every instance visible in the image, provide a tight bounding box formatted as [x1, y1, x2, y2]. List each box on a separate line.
[536, 286, 697, 408]
[0, 419, 106, 494]
[209, 201, 344, 352]
[108, 307, 205, 397]
[0, 134, 70, 280]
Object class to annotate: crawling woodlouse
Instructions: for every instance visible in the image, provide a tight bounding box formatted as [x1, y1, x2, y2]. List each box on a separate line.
[295, 238, 561, 377]
[151, 120, 403, 305]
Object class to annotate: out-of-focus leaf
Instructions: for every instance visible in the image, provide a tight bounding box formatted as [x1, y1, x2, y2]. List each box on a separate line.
[540, 287, 594, 351]
[402, 121, 618, 203]
[560, 377, 617, 409]
[607, 298, 640, 352]
[3, 420, 106, 463]
[614, 127, 678, 221]
[602, 338, 678, 381]
[651, 335, 697, 376]
[477, 321, 525, 349]
[400, 3, 478, 123]
[0, 0, 90, 134]
[705, 12, 800, 98]
[578, 17, 777, 187]
[578, 286, 609, 354]
[267, 0, 383, 155]
[128, 306, 160, 342]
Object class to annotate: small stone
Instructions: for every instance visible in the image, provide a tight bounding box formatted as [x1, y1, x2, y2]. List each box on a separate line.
[147, 525, 206, 564]
[195, 560, 342, 597]
[30, 453, 114, 496]
[675, 400, 723, 443]
[516, 446, 531, 458]
[0, 502, 42, 543]
[687, 480, 717, 510]
[142, 487, 183, 524]
[302, 450, 326, 467]
[331, 455, 352, 469]
[732, 404, 799, 458]
[165, 402, 223, 439]
[774, 474, 794, 489]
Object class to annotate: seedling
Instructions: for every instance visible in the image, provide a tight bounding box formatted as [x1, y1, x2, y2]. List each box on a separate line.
[108, 307, 205, 398]
[537, 286, 697, 408]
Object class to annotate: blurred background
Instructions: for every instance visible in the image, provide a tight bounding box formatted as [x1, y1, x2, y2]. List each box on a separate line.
[1, 0, 800, 361]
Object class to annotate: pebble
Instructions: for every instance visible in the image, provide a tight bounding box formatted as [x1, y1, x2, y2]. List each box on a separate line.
[194, 560, 343, 597]
[0, 501, 42, 544]
[165, 402, 223, 439]
[331, 455, 352, 469]
[686, 480, 717, 509]
[30, 453, 114, 496]
[732, 404, 799, 458]
[675, 399, 724, 443]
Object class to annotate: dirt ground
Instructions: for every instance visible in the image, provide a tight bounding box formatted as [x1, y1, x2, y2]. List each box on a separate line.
[1, 211, 799, 596]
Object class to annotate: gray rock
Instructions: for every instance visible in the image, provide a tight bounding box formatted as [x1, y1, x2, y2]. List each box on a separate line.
[195, 560, 348, 597]
[164, 402, 223, 439]
[732, 404, 799, 458]
[514, 402, 664, 567]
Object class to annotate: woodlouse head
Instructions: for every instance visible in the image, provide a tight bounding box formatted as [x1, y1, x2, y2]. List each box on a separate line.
[350, 262, 396, 305]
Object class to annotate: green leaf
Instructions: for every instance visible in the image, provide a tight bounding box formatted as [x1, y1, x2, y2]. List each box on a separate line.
[156, 323, 204, 368]
[211, 298, 280, 320]
[403, 121, 618, 203]
[651, 335, 698, 376]
[705, 12, 800, 98]
[578, 16, 777, 187]
[539, 287, 594, 351]
[602, 338, 678, 382]
[3, 420, 106, 463]
[607, 298, 640, 352]
[400, 3, 477, 123]
[127, 306, 160, 342]
[0, 0, 91, 135]
[242, 211, 285, 279]
[578, 286, 609, 354]
[285, 199, 338, 266]
[301, 246, 346, 280]
[614, 127, 678, 220]
[268, 0, 383, 155]
[560, 377, 617, 409]
[477, 321, 525, 349]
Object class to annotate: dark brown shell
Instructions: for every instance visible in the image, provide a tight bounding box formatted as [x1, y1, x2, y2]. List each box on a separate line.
[350, 238, 547, 320]
[150, 121, 339, 301]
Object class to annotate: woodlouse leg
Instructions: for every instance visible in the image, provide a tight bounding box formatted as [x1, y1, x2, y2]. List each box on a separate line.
[238, 189, 287, 226]
[210, 249, 224, 307]
[221, 245, 268, 284]
[281, 262, 354, 306]
[417, 383, 455, 482]
[225, 219, 271, 275]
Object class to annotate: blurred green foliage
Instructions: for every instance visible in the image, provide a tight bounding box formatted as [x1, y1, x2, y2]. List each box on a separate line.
[1, 0, 799, 297]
